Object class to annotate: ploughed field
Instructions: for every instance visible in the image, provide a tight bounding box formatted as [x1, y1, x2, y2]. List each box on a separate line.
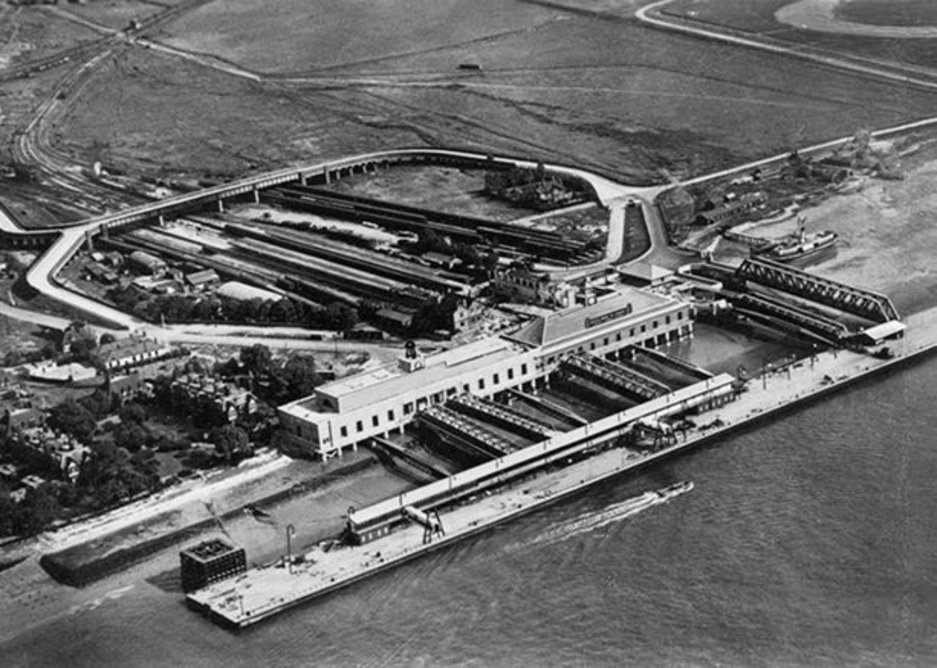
[663, 0, 937, 72]
[56, 0, 937, 184]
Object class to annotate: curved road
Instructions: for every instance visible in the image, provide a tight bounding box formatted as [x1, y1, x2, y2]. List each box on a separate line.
[1, 148, 659, 344]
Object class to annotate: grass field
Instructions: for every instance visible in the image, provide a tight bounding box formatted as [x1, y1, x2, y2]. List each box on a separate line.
[663, 0, 937, 71]
[325, 166, 534, 222]
[57, 48, 423, 179]
[836, 0, 937, 28]
[52, 1, 937, 186]
[158, 0, 564, 74]
[63, 0, 164, 31]
[0, 5, 100, 68]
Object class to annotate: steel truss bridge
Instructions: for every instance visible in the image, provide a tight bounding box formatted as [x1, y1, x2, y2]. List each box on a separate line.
[736, 257, 900, 324]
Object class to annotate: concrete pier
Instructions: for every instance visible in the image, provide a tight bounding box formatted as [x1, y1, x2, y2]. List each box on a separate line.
[187, 306, 937, 629]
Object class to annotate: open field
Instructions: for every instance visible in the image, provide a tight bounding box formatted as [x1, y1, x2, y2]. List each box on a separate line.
[663, 0, 937, 72]
[837, 0, 937, 28]
[46, 6, 937, 185]
[60, 0, 164, 32]
[325, 166, 535, 222]
[0, 5, 99, 69]
[158, 0, 564, 74]
[55, 48, 424, 179]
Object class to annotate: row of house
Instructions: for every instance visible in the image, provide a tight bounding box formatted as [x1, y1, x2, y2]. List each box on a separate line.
[169, 373, 258, 423]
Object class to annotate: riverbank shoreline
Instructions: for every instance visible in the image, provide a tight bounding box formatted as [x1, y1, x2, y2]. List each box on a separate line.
[190, 303, 937, 628]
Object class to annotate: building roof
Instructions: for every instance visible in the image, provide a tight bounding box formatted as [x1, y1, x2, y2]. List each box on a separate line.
[25, 362, 97, 383]
[99, 337, 171, 364]
[181, 538, 240, 563]
[861, 320, 906, 342]
[217, 281, 284, 303]
[508, 287, 672, 349]
[129, 250, 167, 269]
[422, 252, 458, 265]
[376, 308, 414, 327]
[286, 336, 525, 416]
[186, 269, 220, 286]
[618, 263, 673, 285]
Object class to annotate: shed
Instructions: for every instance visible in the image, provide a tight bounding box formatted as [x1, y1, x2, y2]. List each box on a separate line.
[216, 281, 284, 303]
[186, 269, 220, 289]
[129, 250, 168, 276]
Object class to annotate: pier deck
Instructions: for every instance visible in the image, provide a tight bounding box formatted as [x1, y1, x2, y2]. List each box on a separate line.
[187, 307, 937, 629]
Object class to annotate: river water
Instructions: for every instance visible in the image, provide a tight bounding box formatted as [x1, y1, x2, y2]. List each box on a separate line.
[3, 352, 937, 666]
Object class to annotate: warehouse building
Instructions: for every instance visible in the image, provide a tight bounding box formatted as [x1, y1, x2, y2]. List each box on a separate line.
[279, 285, 692, 459]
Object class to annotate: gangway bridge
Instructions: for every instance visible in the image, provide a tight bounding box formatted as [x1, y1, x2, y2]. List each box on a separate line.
[735, 257, 899, 324]
[623, 345, 713, 384]
[418, 405, 514, 462]
[448, 394, 555, 441]
[368, 437, 450, 480]
[560, 354, 670, 402]
[505, 389, 588, 428]
[729, 290, 849, 344]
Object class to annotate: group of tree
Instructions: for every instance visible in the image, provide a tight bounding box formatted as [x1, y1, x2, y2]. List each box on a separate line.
[106, 286, 360, 331]
[411, 229, 499, 278]
[228, 344, 323, 406]
[0, 481, 60, 536]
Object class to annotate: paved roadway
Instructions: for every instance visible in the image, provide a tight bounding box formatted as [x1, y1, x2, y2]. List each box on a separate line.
[3, 124, 935, 345]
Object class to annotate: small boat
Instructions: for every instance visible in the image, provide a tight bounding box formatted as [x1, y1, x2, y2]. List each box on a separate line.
[656, 480, 694, 500]
[766, 215, 837, 261]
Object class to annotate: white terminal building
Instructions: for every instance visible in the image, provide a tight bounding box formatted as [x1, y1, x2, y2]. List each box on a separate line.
[279, 286, 692, 459]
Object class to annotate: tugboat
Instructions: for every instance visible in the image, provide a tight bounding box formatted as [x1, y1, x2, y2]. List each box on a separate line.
[766, 215, 837, 262]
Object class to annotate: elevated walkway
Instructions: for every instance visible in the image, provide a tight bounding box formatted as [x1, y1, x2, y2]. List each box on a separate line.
[729, 290, 849, 342]
[506, 389, 588, 428]
[419, 406, 513, 461]
[736, 257, 899, 323]
[448, 394, 555, 441]
[560, 354, 669, 402]
[623, 345, 713, 382]
[369, 437, 449, 480]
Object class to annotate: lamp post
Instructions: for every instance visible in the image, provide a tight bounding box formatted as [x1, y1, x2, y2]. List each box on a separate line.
[286, 524, 296, 574]
[762, 357, 771, 390]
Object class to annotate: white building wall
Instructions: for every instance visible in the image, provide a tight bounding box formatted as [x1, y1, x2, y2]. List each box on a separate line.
[281, 302, 692, 459]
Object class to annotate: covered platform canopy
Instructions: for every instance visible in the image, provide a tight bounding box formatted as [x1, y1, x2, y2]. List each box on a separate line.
[858, 320, 906, 345]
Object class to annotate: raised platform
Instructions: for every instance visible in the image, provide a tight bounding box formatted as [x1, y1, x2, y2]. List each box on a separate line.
[187, 308, 936, 629]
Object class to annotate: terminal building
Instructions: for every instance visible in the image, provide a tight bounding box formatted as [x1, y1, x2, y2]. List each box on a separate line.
[279, 286, 693, 459]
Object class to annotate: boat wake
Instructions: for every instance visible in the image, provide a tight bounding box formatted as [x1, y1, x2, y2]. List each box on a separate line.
[523, 482, 693, 551]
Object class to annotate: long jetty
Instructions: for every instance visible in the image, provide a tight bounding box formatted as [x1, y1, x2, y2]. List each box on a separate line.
[186, 305, 937, 630]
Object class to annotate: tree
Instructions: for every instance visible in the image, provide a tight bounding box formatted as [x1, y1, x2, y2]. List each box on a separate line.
[130, 448, 160, 489]
[69, 335, 98, 363]
[48, 398, 97, 443]
[240, 344, 272, 377]
[0, 486, 16, 536]
[118, 402, 147, 427]
[274, 356, 321, 403]
[80, 440, 130, 489]
[13, 485, 61, 534]
[114, 423, 149, 453]
[211, 424, 251, 464]
[99, 333, 116, 346]
[326, 302, 358, 331]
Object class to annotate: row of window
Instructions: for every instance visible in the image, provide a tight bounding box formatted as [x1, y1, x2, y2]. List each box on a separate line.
[544, 310, 686, 365]
[336, 362, 532, 440]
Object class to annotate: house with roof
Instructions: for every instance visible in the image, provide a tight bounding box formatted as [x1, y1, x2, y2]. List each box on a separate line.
[98, 336, 176, 372]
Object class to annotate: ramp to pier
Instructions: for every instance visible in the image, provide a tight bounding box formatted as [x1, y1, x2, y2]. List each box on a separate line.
[560, 354, 669, 402]
[736, 257, 899, 323]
